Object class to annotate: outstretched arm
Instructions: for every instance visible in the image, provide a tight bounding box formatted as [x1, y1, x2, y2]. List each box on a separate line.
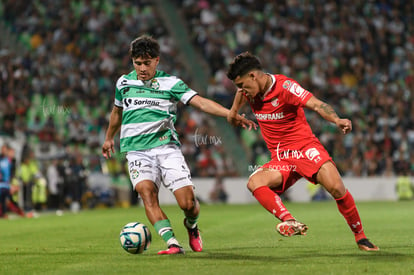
[305, 95, 352, 134]
[188, 94, 256, 130]
[227, 89, 248, 127]
[102, 105, 123, 158]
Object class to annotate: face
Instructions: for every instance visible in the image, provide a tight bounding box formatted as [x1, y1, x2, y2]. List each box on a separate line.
[1, 146, 14, 158]
[132, 56, 159, 80]
[233, 72, 261, 98]
[7, 147, 15, 159]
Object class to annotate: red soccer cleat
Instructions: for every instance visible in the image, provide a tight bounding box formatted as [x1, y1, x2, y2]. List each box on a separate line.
[184, 219, 203, 252]
[157, 244, 185, 255]
[276, 220, 308, 237]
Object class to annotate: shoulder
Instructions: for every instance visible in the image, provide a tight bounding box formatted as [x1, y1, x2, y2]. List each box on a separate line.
[155, 71, 187, 91]
[155, 70, 180, 83]
[117, 70, 136, 82]
[155, 70, 172, 78]
[274, 74, 294, 89]
[275, 75, 311, 102]
[115, 71, 143, 89]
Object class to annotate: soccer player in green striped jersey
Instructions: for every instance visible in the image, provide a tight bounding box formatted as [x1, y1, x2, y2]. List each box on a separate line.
[102, 35, 256, 255]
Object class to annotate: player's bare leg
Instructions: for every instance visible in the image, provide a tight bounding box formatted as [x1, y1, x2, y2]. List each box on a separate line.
[174, 186, 203, 252]
[317, 161, 379, 251]
[136, 180, 184, 254]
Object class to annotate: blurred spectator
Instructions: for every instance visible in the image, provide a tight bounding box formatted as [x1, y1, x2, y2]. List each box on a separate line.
[179, 0, 414, 177]
[0, 0, 413, 204]
[17, 150, 39, 212]
[46, 159, 63, 211]
[64, 153, 88, 213]
[209, 176, 228, 203]
[67, 117, 88, 145]
[0, 144, 25, 218]
[196, 145, 217, 177]
[32, 174, 47, 211]
[395, 168, 413, 200]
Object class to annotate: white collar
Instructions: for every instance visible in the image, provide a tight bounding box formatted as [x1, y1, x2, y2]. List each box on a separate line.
[262, 74, 275, 98]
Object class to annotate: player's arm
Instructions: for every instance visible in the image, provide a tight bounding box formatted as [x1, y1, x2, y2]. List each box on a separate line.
[188, 94, 256, 130]
[102, 105, 123, 158]
[227, 89, 248, 127]
[305, 95, 352, 134]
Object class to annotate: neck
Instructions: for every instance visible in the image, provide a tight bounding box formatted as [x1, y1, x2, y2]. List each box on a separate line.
[263, 74, 272, 93]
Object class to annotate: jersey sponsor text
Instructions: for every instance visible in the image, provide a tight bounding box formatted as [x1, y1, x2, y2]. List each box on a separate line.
[255, 112, 284, 121]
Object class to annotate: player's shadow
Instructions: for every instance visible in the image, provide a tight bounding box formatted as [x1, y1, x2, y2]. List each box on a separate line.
[185, 246, 408, 263]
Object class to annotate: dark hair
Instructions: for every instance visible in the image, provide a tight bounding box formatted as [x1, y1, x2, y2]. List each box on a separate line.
[226, 52, 262, 80]
[129, 35, 160, 59]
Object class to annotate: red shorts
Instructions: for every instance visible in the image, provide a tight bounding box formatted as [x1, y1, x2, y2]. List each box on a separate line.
[258, 140, 333, 194]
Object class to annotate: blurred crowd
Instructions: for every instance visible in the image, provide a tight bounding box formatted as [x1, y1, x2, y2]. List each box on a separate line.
[0, 0, 413, 215]
[178, 0, 414, 177]
[0, 0, 232, 181]
[0, 0, 236, 212]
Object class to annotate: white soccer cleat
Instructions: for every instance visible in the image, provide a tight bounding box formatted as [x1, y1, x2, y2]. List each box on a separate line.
[276, 220, 308, 237]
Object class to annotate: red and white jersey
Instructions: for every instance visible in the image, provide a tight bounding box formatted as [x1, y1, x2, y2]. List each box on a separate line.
[246, 74, 318, 157]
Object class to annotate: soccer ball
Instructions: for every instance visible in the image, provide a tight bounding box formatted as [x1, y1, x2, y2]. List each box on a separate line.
[119, 222, 151, 254]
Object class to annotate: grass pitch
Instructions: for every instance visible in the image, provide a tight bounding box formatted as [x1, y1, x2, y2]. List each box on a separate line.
[0, 201, 413, 275]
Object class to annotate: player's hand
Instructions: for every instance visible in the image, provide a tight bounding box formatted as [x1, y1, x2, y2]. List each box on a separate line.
[102, 140, 115, 159]
[336, 118, 352, 134]
[236, 113, 257, 130]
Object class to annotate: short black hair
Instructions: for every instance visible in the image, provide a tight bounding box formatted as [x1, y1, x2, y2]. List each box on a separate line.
[226, 52, 262, 80]
[129, 35, 160, 59]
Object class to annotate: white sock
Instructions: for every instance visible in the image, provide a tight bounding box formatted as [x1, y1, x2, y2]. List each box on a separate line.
[167, 237, 180, 247]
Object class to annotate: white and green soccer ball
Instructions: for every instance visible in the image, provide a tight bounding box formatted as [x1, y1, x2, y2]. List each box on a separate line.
[119, 222, 151, 254]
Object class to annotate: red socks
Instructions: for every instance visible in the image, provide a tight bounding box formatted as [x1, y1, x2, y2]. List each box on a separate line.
[253, 186, 294, 221]
[7, 201, 25, 217]
[336, 190, 366, 241]
[253, 186, 367, 242]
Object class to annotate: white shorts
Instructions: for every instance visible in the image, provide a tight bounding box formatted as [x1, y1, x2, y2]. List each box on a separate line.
[126, 144, 193, 193]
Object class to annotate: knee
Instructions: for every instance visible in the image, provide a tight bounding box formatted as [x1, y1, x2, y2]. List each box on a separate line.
[178, 198, 196, 212]
[136, 185, 158, 207]
[247, 175, 262, 193]
[317, 162, 347, 199]
[324, 182, 346, 199]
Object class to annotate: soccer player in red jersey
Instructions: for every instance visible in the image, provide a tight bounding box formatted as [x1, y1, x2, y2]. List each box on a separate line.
[226, 52, 379, 251]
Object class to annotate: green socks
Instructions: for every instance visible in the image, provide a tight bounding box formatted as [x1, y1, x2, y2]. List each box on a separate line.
[154, 219, 179, 246]
[185, 215, 198, 229]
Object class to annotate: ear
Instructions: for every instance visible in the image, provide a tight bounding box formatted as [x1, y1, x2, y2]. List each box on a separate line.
[248, 71, 256, 79]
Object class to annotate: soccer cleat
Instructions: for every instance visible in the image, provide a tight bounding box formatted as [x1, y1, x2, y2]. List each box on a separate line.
[157, 244, 185, 255]
[25, 211, 34, 218]
[276, 220, 308, 237]
[357, 238, 379, 251]
[184, 219, 203, 252]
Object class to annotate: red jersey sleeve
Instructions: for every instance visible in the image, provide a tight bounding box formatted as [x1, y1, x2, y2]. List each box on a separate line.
[278, 77, 313, 106]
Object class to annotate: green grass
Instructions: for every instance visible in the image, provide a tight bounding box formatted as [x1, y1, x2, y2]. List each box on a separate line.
[0, 201, 413, 275]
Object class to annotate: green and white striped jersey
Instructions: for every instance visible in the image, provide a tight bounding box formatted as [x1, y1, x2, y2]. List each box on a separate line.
[114, 70, 197, 152]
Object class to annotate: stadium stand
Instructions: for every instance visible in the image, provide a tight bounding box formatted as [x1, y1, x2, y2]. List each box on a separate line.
[0, 0, 413, 211]
[177, 0, 414, 177]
